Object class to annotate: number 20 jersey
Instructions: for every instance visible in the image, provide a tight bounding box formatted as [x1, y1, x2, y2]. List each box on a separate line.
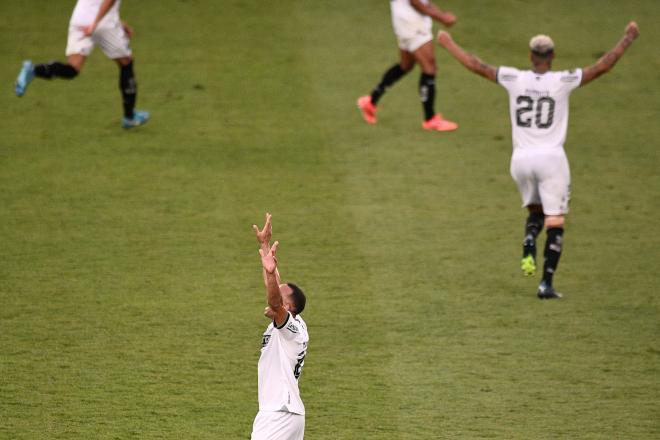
[497, 67, 583, 153]
[258, 312, 309, 415]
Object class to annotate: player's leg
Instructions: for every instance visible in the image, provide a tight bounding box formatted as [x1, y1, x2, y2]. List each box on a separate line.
[414, 41, 457, 131]
[538, 214, 565, 299]
[371, 50, 415, 105]
[97, 23, 149, 128]
[522, 204, 544, 276]
[34, 54, 84, 79]
[114, 56, 149, 128]
[511, 155, 543, 277]
[357, 49, 414, 124]
[536, 154, 570, 299]
[15, 28, 90, 97]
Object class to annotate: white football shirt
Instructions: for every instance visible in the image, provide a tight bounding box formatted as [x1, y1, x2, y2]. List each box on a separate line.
[390, 0, 431, 24]
[497, 67, 583, 152]
[258, 312, 309, 415]
[70, 0, 121, 27]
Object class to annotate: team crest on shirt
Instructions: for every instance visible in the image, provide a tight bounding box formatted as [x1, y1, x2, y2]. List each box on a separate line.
[286, 322, 299, 334]
[261, 334, 271, 348]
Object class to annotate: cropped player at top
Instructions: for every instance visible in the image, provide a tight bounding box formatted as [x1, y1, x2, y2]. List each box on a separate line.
[15, 0, 149, 129]
[437, 22, 639, 299]
[251, 213, 309, 440]
[358, 0, 458, 131]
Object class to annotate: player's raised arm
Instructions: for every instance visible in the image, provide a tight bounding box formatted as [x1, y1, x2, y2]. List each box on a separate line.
[259, 241, 288, 327]
[410, 0, 457, 27]
[581, 21, 639, 87]
[253, 213, 282, 286]
[436, 31, 497, 82]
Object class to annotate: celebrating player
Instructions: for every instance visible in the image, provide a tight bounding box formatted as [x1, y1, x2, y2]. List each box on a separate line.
[14, 0, 149, 129]
[251, 213, 309, 440]
[437, 22, 640, 299]
[357, 0, 458, 131]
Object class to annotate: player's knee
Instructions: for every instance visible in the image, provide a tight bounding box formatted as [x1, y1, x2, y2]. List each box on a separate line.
[422, 62, 436, 75]
[545, 215, 565, 229]
[400, 61, 414, 72]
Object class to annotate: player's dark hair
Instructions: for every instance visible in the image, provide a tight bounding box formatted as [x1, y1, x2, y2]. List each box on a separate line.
[287, 283, 306, 315]
[531, 49, 554, 59]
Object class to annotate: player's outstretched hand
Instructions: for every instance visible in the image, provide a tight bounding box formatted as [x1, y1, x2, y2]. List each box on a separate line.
[122, 21, 134, 39]
[253, 212, 273, 246]
[437, 31, 453, 48]
[259, 240, 279, 274]
[625, 21, 639, 40]
[440, 12, 457, 27]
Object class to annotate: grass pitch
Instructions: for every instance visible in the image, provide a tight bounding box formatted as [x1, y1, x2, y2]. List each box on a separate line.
[1, 1, 659, 438]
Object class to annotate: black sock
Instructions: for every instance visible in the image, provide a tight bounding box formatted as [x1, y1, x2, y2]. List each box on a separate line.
[370, 64, 407, 105]
[542, 227, 564, 286]
[119, 61, 137, 119]
[523, 212, 544, 259]
[419, 73, 436, 121]
[34, 62, 78, 79]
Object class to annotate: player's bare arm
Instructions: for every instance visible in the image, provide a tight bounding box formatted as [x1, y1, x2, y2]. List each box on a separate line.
[581, 21, 639, 87]
[410, 0, 457, 27]
[83, 0, 119, 35]
[437, 31, 497, 82]
[253, 212, 282, 286]
[260, 241, 288, 327]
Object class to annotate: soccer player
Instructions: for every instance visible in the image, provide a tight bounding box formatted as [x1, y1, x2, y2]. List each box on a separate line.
[251, 213, 309, 440]
[357, 0, 458, 131]
[436, 22, 640, 299]
[14, 0, 149, 129]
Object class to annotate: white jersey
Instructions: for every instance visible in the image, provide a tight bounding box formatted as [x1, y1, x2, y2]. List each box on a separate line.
[70, 0, 121, 27]
[390, 0, 432, 28]
[497, 67, 583, 153]
[258, 312, 308, 415]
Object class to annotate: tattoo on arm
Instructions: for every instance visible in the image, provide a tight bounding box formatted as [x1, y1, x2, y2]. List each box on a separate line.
[582, 35, 635, 86]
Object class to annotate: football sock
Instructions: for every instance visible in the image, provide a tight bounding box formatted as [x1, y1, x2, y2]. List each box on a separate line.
[419, 73, 436, 121]
[370, 64, 407, 105]
[34, 62, 78, 79]
[119, 61, 137, 119]
[523, 212, 544, 258]
[542, 227, 564, 286]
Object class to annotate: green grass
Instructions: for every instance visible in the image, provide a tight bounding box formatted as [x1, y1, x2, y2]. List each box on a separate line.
[1, 0, 659, 438]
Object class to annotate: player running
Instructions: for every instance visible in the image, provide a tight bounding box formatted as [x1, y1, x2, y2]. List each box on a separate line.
[357, 0, 458, 131]
[14, 0, 149, 129]
[436, 22, 640, 299]
[251, 213, 309, 440]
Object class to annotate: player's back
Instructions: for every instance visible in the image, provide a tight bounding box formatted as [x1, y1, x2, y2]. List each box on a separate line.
[497, 67, 583, 153]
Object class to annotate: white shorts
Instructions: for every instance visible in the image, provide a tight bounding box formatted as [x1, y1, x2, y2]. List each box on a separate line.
[251, 410, 305, 440]
[391, 16, 433, 52]
[66, 22, 132, 59]
[510, 150, 571, 215]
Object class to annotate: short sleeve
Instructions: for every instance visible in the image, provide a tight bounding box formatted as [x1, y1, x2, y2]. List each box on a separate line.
[497, 66, 520, 91]
[274, 312, 303, 341]
[557, 68, 583, 93]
